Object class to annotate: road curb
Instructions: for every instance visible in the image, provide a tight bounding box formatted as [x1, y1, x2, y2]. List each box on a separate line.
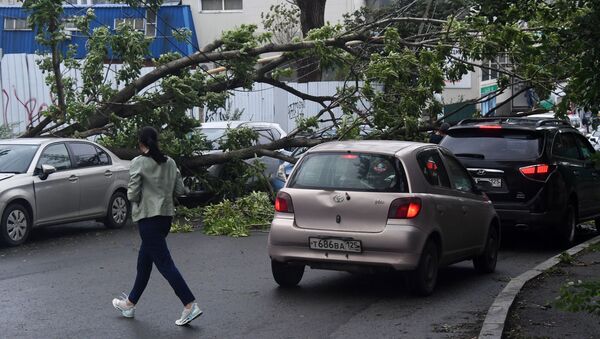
[478, 234, 600, 339]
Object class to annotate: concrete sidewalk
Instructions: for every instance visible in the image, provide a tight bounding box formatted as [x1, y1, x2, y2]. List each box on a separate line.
[479, 234, 600, 339]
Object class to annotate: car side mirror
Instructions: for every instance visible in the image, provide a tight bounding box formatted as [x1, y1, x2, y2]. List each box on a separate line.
[475, 181, 492, 192]
[39, 164, 57, 180]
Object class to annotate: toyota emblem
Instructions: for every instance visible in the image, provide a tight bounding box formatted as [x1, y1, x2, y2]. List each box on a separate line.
[476, 170, 486, 176]
[333, 194, 345, 203]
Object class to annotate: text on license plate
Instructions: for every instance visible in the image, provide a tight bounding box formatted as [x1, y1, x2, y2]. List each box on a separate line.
[309, 237, 362, 253]
[474, 177, 502, 187]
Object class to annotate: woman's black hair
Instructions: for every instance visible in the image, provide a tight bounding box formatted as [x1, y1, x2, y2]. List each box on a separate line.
[139, 126, 167, 164]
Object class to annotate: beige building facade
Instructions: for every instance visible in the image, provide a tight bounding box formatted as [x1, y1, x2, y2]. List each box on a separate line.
[183, 0, 366, 48]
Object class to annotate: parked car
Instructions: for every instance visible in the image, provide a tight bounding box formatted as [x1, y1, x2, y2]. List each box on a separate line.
[587, 129, 600, 151]
[440, 117, 600, 246]
[268, 141, 499, 296]
[184, 121, 289, 201]
[528, 112, 588, 134]
[272, 147, 308, 192]
[0, 138, 131, 246]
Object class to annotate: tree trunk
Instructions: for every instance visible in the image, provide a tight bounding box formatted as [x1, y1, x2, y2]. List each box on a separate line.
[295, 0, 327, 82]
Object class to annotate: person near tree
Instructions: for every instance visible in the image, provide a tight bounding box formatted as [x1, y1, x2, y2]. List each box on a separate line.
[112, 126, 202, 326]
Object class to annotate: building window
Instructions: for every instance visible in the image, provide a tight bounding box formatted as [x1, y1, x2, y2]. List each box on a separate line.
[481, 54, 511, 82]
[115, 11, 156, 37]
[63, 18, 79, 31]
[200, 0, 243, 11]
[115, 18, 145, 31]
[4, 18, 30, 31]
[146, 10, 157, 37]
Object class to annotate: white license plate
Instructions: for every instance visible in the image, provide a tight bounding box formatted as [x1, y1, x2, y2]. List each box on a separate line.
[309, 237, 362, 253]
[474, 177, 502, 187]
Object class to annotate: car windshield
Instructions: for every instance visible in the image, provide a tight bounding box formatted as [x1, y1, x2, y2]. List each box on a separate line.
[0, 144, 40, 173]
[442, 131, 542, 161]
[288, 152, 408, 192]
[200, 128, 227, 150]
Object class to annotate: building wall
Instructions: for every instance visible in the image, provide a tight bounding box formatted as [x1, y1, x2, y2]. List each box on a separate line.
[441, 68, 481, 105]
[0, 4, 199, 59]
[184, 0, 365, 48]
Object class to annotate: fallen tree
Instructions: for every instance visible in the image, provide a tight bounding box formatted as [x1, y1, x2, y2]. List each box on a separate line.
[18, 0, 599, 173]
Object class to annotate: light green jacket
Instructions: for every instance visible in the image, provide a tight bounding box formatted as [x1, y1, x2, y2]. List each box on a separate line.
[127, 155, 186, 222]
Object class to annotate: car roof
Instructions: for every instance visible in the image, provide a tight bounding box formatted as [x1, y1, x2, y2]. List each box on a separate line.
[450, 117, 575, 132]
[307, 140, 428, 156]
[200, 121, 282, 129]
[0, 138, 94, 146]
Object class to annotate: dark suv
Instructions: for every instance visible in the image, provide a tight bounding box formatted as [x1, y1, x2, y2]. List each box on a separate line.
[440, 117, 600, 246]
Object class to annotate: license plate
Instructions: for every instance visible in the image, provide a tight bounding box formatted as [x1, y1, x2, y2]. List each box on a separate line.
[474, 177, 502, 188]
[309, 237, 362, 253]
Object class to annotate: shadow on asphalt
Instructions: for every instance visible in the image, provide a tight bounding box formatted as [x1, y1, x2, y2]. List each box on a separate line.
[499, 225, 597, 251]
[0, 220, 136, 251]
[114, 317, 204, 336]
[272, 264, 482, 301]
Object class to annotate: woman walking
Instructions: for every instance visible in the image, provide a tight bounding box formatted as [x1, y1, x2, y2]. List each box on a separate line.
[112, 126, 202, 326]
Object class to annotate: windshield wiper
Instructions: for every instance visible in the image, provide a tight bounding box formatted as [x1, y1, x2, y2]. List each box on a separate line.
[454, 153, 485, 159]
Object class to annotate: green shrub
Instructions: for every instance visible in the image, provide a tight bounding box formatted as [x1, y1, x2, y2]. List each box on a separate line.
[169, 206, 203, 233]
[202, 199, 248, 237]
[170, 220, 194, 233]
[555, 279, 600, 316]
[202, 191, 274, 237]
[236, 191, 274, 228]
[175, 206, 203, 220]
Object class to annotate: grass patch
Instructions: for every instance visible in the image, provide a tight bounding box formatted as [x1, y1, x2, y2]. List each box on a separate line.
[558, 252, 575, 265]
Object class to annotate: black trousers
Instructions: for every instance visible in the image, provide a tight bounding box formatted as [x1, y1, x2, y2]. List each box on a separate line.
[128, 216, 195, 305]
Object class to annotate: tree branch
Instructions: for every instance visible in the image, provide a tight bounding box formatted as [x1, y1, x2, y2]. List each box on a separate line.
[257, 77, 336, 102]
[181, 137, 322, 168]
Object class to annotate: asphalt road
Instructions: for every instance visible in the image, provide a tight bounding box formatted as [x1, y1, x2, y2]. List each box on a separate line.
[0, 222, 591, 339]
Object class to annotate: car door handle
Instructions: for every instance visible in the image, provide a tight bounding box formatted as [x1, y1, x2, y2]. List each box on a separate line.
[104, 170, 113, 177]
[68, 175, 78, 182]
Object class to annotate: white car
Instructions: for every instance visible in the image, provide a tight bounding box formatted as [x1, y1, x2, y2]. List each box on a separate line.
[528, 112, 588, 134]
[588, 130, 600, 151]
[184, 121, 289, 200]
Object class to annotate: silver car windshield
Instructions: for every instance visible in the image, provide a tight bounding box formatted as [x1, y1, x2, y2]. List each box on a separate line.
[201, 128, 227, 150]
[289, 152, 407, 192]
[0, 144, 40, 173]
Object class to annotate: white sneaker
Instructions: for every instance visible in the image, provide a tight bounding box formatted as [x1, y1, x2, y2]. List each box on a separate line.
[112, 293, 135, 318]
[175, 303, 203, 326]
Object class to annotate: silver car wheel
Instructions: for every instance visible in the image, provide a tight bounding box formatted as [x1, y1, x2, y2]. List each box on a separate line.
[6, 210, 27, 241]
[112, 196, 127, 225]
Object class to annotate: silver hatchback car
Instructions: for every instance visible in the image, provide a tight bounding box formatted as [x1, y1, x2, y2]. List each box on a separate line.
[0, 138, 131, 246]
[268, 141, 500, 295]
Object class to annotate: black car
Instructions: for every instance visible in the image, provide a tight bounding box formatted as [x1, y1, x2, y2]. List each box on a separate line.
[440, 117, 600, 246]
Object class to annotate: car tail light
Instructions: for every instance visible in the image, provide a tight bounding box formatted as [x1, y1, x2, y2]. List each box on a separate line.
[478, 125, 502, 130]
[519, 164, 554, 181]
[388, 198, 421, 219]
[275, 192, 294, 213]
[341, 154, 358, 159]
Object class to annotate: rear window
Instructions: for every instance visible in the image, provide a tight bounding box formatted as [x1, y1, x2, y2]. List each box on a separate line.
[288, 152, 407, 192]
[441, 130, 543, 160]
